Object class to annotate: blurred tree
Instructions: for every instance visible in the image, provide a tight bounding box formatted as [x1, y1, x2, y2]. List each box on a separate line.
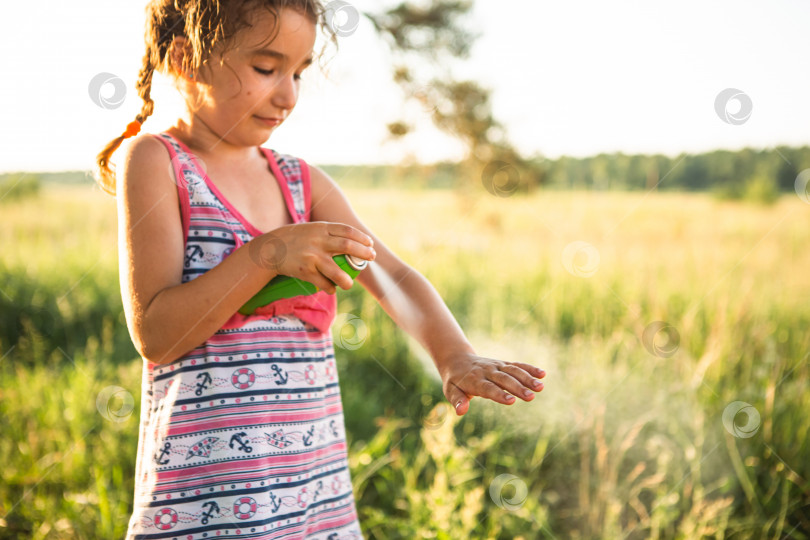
[362, 0, 542, 193]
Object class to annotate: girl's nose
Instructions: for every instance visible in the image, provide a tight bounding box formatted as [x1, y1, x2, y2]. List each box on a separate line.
[272, 74, 298, 111]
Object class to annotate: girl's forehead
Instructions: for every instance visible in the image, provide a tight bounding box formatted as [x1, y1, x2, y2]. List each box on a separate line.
[233, 8, 316, 55]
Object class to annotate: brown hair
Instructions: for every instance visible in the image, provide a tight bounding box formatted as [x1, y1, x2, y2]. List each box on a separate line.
[94, 0, 337, 196]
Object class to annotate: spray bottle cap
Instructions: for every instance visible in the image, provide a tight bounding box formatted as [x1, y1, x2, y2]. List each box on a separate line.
[344, 254, 369, 271]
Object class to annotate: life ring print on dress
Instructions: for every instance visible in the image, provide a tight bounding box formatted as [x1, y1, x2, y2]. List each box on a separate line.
[233, 496, 257, 520]
[297, 486, 309, 508]
[231, 368, 256, 389]
[304, 364, 317, 385]
[153, 507, 178, 530]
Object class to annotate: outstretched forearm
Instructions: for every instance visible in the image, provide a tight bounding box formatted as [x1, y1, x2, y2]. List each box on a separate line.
[358, 262, 476, 370]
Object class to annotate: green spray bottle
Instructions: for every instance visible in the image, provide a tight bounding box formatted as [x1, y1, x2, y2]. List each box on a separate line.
[239, 254, 368, 315]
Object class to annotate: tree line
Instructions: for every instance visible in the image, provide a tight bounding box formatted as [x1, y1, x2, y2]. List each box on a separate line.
[521, 145, 810, 196]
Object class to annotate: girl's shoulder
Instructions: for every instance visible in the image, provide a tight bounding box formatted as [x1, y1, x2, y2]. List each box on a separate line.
[117, 133, 177, 197]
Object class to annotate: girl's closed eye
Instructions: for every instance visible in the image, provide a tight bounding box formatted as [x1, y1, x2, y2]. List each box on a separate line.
[254, 67, 304, 80]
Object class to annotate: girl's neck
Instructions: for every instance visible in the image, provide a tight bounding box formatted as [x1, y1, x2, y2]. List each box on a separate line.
[168, 117, 262, 165]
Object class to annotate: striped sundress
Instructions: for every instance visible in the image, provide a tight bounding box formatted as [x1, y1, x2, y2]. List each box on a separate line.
[124, 132, 363, 540]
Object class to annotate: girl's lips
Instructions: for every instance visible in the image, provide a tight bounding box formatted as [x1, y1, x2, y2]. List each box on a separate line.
[254, 116, 281, 126]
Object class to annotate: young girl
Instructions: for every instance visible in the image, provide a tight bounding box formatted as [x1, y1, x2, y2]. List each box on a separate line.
[96, 1, 545, 538]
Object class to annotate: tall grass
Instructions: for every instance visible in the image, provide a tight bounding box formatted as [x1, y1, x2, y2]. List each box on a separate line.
[1, 184, 808, 538]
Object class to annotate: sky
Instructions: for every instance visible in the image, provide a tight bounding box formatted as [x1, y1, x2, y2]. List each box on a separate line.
[0, 0, 808, 173]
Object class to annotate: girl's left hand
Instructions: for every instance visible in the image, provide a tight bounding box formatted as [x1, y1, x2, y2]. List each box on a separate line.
[437, 352, 546, 416]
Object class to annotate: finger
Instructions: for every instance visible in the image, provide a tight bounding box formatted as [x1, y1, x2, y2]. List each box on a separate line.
[509, 361, 546, 380]
[500, 364, 545, 393]
[294, 261, 339, 294]
[467, 377, 517, 406]
[488, 370, 537, 402]
[327, 235, 376, 262]
[326, 223, 374, 247]
[309, 272, 338, 295]
[444, 382, 472, 416]
[317, 258, 354, 291]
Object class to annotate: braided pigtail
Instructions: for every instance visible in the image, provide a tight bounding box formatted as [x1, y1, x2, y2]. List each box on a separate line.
[93, 47, 158, 196]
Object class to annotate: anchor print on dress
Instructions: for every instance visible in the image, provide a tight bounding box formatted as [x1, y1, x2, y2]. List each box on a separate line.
[313, 480, 324, 503]
[271, 365, 288, 385]
[154, 442, 171, 465]
[184, 245, 203, 268]
[186, 436, 220, 459]
[229, 432, 253, 453]
[174, 364, 332, 398]
[184, 243, 228, 268]
[200, 501, 220, 525]
[267, 486, 311, 514]
[302, 425, 316, 447]
[195, 372, 212, 396]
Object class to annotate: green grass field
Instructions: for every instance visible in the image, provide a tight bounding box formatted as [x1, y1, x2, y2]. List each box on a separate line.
[1, 183, 808, 539]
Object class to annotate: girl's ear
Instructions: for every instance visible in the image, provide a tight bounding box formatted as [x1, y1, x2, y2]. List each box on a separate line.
[169, 36, 194, 80]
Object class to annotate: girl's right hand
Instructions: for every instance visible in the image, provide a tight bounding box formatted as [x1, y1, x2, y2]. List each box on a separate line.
[248, 222, 376, 294]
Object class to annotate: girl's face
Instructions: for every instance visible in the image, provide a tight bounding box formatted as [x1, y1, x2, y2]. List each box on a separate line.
[182, 7, 316, 147]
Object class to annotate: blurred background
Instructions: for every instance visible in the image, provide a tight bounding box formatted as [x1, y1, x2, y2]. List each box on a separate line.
[1, 0, 809, 538]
